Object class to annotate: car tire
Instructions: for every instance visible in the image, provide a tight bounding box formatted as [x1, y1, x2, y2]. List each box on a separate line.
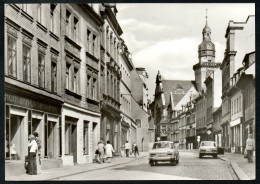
[199, 153, 202, 158]
[213, 154, 217, 158]
[154, 161, 158, 165]
[149, 161, 154, 166]
[176, 157, 179, 164]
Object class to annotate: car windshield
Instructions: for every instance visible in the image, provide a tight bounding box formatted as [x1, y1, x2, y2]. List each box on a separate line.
[152, 142, 172, 149]
[201, 142, 216, 147]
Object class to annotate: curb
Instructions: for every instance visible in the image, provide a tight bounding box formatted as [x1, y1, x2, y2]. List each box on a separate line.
[218, 156, 251, 180]
[48, 154, 149, 180]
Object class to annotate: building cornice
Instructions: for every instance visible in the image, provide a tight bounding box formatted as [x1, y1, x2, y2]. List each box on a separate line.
[80, 4, 104, 26]
[193, 62, 221, 71]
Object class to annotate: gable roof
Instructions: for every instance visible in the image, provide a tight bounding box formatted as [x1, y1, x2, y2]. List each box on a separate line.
[161, 80, 197, 107]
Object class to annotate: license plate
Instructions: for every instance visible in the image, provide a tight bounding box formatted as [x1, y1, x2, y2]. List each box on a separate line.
[157, 154, 167, 157]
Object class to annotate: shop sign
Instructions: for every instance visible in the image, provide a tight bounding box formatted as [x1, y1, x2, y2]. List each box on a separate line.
[5, 92, 60, 114]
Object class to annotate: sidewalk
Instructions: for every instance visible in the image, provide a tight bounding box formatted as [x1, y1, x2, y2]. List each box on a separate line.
[218, 152, 255, 180]
[6, 152, 149, 181]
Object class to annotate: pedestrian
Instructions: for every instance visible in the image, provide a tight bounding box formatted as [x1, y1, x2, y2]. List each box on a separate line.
[246, 134, 255, 163]
[97, 140, 105, 164]
[28, 134, 38, 175]
[125, 141, 131, 157]
[105, 141, 115, 163]
[132, 141, 139, 157]
[33, 132, 42, 174]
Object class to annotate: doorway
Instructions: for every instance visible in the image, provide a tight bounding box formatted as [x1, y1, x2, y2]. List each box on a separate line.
[71, 124, 77, 164]
[92, 123, 97, 158]
[47, 121, 56, 159]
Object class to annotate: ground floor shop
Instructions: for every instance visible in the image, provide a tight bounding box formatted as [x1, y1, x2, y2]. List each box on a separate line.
[230, 118, 243, 153]
[100, 106, 121, 156]
[186, 136, 197, 150]
[5, 85, 62, 168]
[61, 103, 101, 166]
[221, 122, 230, 151]
[196, 128, 207, 147]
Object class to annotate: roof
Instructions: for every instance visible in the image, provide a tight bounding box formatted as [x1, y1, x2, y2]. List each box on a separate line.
[161, 80, 196, 106]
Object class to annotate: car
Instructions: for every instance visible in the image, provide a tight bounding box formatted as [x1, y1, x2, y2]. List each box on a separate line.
[149, 141, 179, 166]
[199, 141, 218, 158]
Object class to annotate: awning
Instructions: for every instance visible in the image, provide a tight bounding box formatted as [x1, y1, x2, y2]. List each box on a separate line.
[230, 118, 241, 127]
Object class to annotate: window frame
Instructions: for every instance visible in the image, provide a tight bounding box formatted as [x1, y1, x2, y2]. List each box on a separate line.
[7, 35, 17, 78]
[22, 44, 31, 83]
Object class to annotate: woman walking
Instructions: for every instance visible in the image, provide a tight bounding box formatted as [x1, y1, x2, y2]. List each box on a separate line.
[97, 140, 105, 164]
[105, 141, 115, 163]
[33, 132, 42, 174]
[28, 134, 38, 175]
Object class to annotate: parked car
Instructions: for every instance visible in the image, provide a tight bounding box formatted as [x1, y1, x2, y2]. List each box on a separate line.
[199, 141, 218, 158]
[149, 141, 179, 166]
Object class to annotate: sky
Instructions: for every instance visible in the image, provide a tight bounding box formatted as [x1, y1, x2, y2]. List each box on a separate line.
[116, 3, 255, 99]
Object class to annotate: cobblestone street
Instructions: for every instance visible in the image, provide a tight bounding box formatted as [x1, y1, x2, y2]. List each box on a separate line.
[55, 150, 238, 180]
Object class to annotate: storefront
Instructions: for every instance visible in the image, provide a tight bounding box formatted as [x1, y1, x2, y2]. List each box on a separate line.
[5, 84, 62, 163]
[230, 118, 243, 153]
[61, 103, 101, 166]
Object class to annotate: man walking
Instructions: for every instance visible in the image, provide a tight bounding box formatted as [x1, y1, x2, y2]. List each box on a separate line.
[125, 141, 131, 157]
[246, 134, 255, 163]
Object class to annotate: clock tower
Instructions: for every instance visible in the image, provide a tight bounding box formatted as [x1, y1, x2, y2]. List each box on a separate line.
[193, 9, 221, 91]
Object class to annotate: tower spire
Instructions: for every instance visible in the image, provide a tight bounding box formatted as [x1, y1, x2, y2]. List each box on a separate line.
[206, 8, 208, 21]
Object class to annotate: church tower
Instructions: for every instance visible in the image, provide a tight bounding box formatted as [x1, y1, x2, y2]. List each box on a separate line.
[193, 9, 220, 92]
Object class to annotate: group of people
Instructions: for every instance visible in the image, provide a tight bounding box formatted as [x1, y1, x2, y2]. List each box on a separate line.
[125, 141, 139, 158]
[95, 140, 115, 164]
[27, 132, 42, 175]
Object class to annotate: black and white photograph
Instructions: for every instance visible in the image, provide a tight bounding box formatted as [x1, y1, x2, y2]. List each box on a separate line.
[3, 2, 256, 181]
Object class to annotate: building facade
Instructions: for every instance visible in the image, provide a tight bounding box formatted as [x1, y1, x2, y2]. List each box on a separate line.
[5, 4, 63, 167]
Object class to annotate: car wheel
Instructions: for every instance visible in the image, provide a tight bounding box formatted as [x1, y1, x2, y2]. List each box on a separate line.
[213, 154, 217, 159]
[149, 161, 154, 166]
[154, 161, 158, 165]
[199, 153, 202, 158]
[176, 157, 179, 164]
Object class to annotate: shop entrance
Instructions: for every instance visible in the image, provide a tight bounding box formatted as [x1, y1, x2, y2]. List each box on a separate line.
[65, 117, 78, 164]
[47, 121, 56, 159]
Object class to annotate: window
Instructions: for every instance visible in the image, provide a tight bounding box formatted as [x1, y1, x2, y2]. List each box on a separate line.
[114, 78, 117, 99]
[87, 75, 92, 98]
[51, 61, 57, 93]
[7, 36, 17, 77]
[37, 4, 45, 25]
[50, 4, 56, 34]
[22, 4, 31, 15]
[92, 77, 97, 100]
[66, 9, 71, 37]
[93, 34, 97, 57]
[87, 29, 91, 52]
[100, 65, 105, 93]
[83, 122, 89, 155]
[73, 16, 79, 41]
[66, 63, 71, 89]
[106, 28, 109, 51]
[38, 52, 45, 88]
[237, 97, 239, 113]
[22, 44, 31, 82]
[107, 71, 109, 95]
[231, 101, 233, 114]
[73, 68, 78, 93]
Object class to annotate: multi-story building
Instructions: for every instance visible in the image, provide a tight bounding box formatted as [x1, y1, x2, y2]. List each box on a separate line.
[236, 52, 255, 152]
[193, 17, 220, 143]
[4, 4, 63, 169]
[131, 67, 154, 152]
[212, 106, 222, 147]
[220, 15, 255, 151]
[119, 39, 135, 153]
[60, 4, 103, 165]
[99, 4, 122, 154]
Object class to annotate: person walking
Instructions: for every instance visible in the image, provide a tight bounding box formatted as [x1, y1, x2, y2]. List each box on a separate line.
[97, 140, 105, 164]
[125, 141, 131, 157]
[28, 134, 38, 175]
[33, 132, 42, 174]
[132, 141, 139, 157]
[246, 134, 255, 163]
[105, 141, 115, 163]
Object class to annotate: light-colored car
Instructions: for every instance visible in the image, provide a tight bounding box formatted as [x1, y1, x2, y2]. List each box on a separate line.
[149, 141, 179, 166]
[199, 141, 218, 158]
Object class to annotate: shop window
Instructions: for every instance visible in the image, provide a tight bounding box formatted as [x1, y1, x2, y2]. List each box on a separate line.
[51, 61, 57, 93]
[22, 44, 31, 83]
[83, 122, 89, 155]
[38, 52, 45, 88]
[7, 36, 17, 78]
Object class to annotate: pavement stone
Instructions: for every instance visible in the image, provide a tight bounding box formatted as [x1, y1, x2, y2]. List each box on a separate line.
[6, 152, 149, 181]
[218, 152, 255, 180]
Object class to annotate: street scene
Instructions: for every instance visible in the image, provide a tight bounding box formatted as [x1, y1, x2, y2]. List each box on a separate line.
[4, 3, 255, 181]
